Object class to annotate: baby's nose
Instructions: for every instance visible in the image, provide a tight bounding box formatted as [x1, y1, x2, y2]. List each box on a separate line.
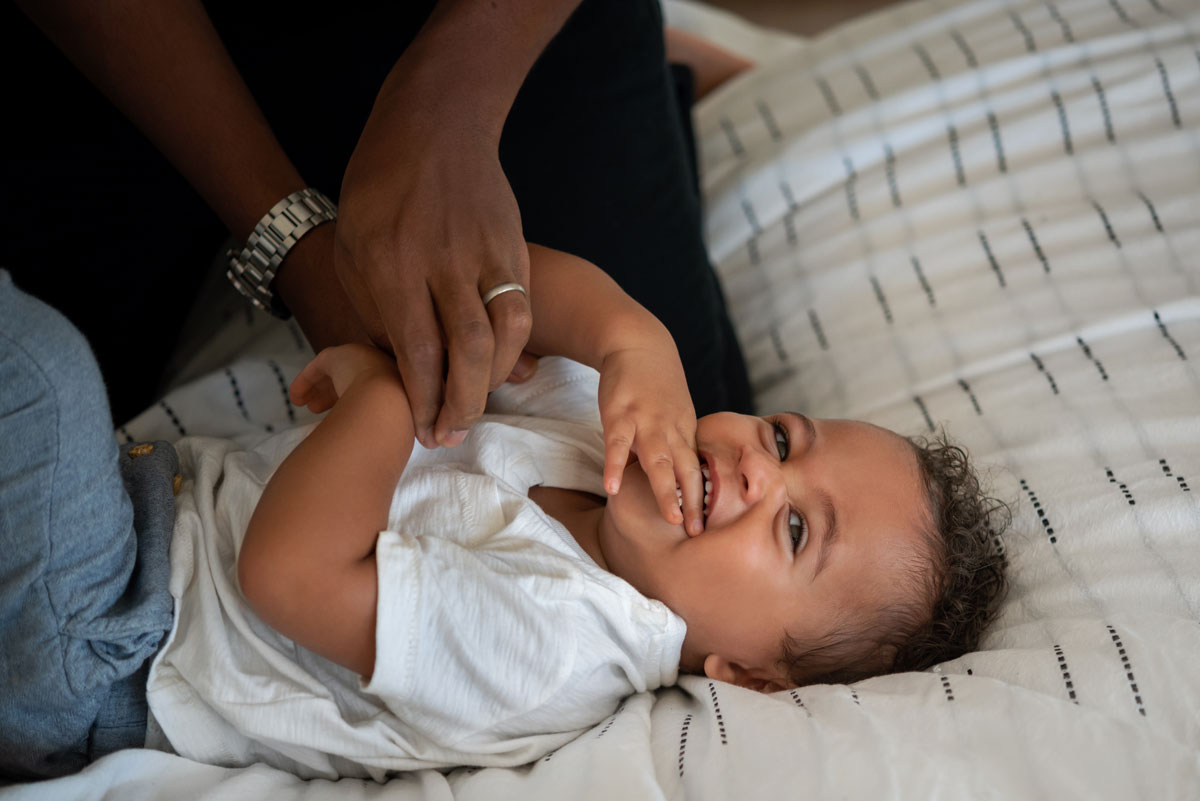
[739, 448, 787, 506]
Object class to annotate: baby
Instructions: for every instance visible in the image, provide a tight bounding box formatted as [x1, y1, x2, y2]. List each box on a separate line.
[0, 247, 1007, 782]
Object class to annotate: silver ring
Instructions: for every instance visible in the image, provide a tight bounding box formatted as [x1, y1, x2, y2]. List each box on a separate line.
[481, 282, 528, 306]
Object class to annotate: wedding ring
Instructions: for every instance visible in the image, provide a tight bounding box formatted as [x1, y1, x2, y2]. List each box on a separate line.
[481, 282, 528, 306]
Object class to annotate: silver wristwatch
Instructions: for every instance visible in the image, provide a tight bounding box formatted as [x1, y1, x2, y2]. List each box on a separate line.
[226, 187, 337, 318]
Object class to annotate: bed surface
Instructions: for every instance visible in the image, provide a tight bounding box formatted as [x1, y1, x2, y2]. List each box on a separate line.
[5, 0, 1198, 797]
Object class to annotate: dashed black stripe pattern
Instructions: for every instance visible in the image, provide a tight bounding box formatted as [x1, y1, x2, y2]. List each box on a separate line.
[940, 675, 956, 701]
[779, 180, 798, 212]
[1107, 0, 1137, 27]
[769, 326, 789, 363]
[808, 309, 830, 351]
[541, 749, 556, 763]
[950, 30, 978, 68]
[987, 112, 1009, 173]
[913, 42, 941, 80]
[741, 199, 762, 236]
[958, 378, 983, 414]
[843, 157, 861, 221]
[1106, 467, 1137, 506]
[1053, 644, 1079, 702]
[1106, 624, 1146, 717]
[719, 117, 745, 157]
[225, 367, 252, 422]
[1020, 478, 1057, 544]
[855, 64, 879, 100]
[1076, 336, 1110, 381]
[911, 256, 937, 306]
[947, 124, 966, 186]
[788, 690, 812, 717]
[1091, 77, 1117, 143]
[1160, 459, 1192, 492]
[884, 144, 902, 207]
[678, 714, 692, 776]
[707, 682, 728, 744]
[849, 688, 861, 705]
[1050, 90, 1074, 155]
[817, 76, 843, 116]
[1138, 192, 1165, 233]
[747, 237, 761, 266]
[158, 400, 187, 437]
[1030, 352, 1061, 395]
[266, 359, 297, 424]
[756, 100, 783, 142]
[118, 426, 135, 444]
[1009, 10, 1037, 53]
[1154, 57, 1182, 129]
[1047, 1, 1075, 44]
[1092, 201, 1122, 248]
[1153, 312, 1187, 360]
[1022, 218, 1051, 273]
[978, 230, 1007, 288]
[913, 395, 936, 432]
[869, 276, 894, 324]
[596, 703, 623, 738]
[783, 212, 799, 246]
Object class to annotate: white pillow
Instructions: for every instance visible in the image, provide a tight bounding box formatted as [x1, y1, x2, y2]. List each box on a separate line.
[662, 0, 1200, 796]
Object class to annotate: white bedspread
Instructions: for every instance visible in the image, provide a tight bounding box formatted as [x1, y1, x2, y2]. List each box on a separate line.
[5, 0, 1198, 797]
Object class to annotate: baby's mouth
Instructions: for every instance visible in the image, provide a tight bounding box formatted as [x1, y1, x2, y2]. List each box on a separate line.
[676, 457, 713, 526]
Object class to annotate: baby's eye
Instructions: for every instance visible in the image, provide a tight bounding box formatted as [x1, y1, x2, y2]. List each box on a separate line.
[773, 420, 789, 461]
[789, 511, 808, 552]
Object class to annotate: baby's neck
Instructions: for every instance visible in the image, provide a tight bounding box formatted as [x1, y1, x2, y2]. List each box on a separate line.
[527, 486, 608, 569]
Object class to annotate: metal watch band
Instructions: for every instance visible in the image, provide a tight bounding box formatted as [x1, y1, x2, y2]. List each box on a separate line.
[226, 187, 337, 318]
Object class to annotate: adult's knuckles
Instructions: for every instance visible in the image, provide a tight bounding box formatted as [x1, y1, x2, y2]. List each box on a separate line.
[448, 317, 495, 360]
[494, 303, 532, 342]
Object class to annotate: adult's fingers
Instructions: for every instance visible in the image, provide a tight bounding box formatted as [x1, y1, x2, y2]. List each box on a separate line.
[383, 286, 445, 449]
[432, 287, 496, 448]
[484, 289, 533, 391]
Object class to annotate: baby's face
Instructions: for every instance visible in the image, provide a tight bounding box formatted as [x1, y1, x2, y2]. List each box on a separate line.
[599, 412, 929, 688]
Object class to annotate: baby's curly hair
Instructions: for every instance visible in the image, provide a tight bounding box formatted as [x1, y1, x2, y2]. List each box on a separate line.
[779, 429, 1010, 687]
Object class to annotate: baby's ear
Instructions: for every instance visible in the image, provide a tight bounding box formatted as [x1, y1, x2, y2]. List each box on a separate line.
[702, 655, 793, 693]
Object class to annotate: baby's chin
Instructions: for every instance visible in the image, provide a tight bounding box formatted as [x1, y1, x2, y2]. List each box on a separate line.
[608, 461, 691, 549]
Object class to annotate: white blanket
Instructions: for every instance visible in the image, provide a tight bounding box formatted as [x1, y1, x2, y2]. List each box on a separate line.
[5, 0, 1198, 797]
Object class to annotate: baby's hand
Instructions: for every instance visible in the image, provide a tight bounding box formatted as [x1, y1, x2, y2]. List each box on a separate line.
[598, 345, 704, 535]
[290, 344, 400, 414]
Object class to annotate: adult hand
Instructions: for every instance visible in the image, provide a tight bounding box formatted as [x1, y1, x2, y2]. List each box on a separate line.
[335, 105, 533, 450]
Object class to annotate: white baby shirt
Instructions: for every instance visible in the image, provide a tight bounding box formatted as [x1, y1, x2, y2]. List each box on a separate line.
[145, 357, 686, 781]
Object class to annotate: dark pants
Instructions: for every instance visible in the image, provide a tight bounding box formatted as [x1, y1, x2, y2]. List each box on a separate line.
[1, 0, 751, 424]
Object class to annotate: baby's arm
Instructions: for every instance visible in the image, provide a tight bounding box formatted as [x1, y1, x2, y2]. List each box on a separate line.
[238, 345, 412, 678]
[238, 245, 700, 679]
[523, 244, 704, 534]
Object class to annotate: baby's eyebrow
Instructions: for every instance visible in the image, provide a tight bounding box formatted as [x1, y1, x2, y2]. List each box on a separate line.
[813, 491, 839, 580]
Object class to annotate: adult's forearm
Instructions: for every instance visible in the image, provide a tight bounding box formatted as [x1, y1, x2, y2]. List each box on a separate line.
[15, 0, 304, 241]
[371, 0, 584, 141]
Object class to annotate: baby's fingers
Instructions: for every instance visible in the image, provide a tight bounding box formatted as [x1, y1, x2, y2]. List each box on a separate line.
[671, 443, 704, 536]
[603, 419, 636, 496]
[637, 435, 688, 528]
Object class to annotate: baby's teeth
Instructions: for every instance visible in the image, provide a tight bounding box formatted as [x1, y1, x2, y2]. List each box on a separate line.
[701, 465, 710, 480]
[704, 479, 713, 493]
[676, 485, 683, 508]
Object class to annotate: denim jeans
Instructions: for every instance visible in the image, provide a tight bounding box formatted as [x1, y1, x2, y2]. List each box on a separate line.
[0, 271, 176, 781]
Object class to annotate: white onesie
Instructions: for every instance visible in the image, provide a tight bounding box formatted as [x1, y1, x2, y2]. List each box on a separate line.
[145, 357, 686, 781]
